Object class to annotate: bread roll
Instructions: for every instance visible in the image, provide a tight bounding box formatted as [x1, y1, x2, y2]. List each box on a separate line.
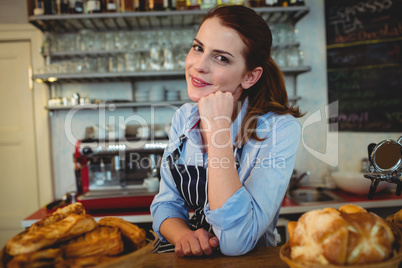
[289, 206, 395, 265]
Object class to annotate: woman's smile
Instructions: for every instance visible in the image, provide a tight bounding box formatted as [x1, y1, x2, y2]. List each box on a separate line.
[190, 75, 211, 87]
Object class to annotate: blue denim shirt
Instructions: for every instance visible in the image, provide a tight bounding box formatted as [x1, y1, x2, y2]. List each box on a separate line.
[150, 98, 301, 256]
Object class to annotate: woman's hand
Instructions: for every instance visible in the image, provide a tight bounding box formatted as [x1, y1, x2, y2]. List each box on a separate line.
[174, 229, 219, 257]
[198, 90, 240, 146]
[198, 91, 235, 123]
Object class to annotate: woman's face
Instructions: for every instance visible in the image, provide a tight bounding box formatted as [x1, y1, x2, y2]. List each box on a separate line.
[185, 17, 249, 103]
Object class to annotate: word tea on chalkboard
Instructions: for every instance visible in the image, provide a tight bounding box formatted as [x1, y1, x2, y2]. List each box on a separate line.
[325, 0, 402, 132]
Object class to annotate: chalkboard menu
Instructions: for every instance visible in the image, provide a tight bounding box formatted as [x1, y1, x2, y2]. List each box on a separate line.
[325, 0, 402, 132]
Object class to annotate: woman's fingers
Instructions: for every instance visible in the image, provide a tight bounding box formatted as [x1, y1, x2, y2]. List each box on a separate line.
[174, 229, 219, 257]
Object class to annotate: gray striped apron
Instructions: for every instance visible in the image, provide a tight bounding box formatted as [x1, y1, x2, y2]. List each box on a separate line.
[153, 134, 243, 253]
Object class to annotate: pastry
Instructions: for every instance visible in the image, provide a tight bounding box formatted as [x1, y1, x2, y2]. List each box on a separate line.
[6, 214, 97, 256]
[6, 248, 63, 268]
[98, 217, 147, 250]
[63, 226, 124, 258]
[30, 202, 86, 232]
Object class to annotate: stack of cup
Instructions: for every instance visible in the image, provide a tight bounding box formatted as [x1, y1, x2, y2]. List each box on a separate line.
[166, 89, 180, 101]
[135, 88, 149, 102]
[149, 85, 165, 102]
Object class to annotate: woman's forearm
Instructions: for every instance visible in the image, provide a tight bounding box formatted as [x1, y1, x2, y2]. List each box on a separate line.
[207, 123, 242, 210]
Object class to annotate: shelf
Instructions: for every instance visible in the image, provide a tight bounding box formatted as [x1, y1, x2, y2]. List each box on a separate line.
[44, 96, 302, 111]
[45, 100, 190, 111]
[33, 66, 310, 83]
[44, 49, 148, 59]
[33, 70, 185, 83]
[29, 6, 309, 33]
[47, 43, 300, 59]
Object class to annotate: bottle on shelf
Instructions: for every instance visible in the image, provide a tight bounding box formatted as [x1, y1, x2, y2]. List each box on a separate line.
[105, 0, 119, 12]
[176, 0, 187, 10]
[217, 0, 232, 4]
[87, 0, 103, 13]
[43, 0, 56, 14]
[138, 0, 147, 11]
[264, 0, 277, 7]
[133, 0, 139, 11]
[73, 0, 84, 13]
[152, 0, 166, 11]
[247, 0, 262, 7]
[59, 0, 69, 13]
[168, 0, 176, 10]
[187, 0, 200, 10]
[232, 0, 244, 5]
[200, 0, 216, 10]
[34, 0, 45, 15]
[120, 0, 134, 11]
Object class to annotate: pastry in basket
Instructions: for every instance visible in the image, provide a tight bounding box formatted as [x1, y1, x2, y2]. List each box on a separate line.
[62, 226, 124, 258]
[288, 204, 395, 265]
[6, 214, 97, 256]
[6, 248, 63, 268]
[98, 217, 147, 250]
[29, 202, 86, 232]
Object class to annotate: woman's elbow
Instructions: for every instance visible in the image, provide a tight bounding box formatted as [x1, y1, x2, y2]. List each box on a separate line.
[218, 234, 256, 256]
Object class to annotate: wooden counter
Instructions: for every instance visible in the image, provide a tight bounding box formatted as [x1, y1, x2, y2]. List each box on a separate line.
[117, 246, 287, 268]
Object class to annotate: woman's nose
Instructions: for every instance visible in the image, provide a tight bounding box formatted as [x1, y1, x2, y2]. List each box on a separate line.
[193, 55, 209, 73]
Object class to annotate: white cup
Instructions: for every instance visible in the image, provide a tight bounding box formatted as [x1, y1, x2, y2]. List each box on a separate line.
[143, 177, 160, 192]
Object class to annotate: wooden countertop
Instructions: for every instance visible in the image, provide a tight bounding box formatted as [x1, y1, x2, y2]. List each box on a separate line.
[115, 246, 287, 268]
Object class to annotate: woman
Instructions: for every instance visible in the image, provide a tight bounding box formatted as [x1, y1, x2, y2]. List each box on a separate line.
[150, 4, 303, 257]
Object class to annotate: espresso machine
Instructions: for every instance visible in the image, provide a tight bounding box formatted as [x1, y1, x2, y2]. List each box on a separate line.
[74, 137, 168, 210]
[363, 136, 402, 199]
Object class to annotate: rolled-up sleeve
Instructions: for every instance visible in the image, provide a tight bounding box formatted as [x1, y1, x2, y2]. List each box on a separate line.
[204, 116, 301, 256]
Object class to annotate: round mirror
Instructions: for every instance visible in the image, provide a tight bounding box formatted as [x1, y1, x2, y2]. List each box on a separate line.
[371, 139, 402, 172]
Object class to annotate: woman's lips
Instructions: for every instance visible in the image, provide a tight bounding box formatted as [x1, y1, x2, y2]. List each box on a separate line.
[190, 75, 210, 87]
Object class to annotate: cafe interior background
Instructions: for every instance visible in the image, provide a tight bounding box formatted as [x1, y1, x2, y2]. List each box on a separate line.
[0, 0, 401, 246]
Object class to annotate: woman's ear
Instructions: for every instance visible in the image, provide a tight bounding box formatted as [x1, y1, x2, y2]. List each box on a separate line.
[241, 67, 263, 90]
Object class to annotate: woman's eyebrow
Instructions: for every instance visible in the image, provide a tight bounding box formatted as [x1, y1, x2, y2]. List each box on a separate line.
[193, 38, 235, 58]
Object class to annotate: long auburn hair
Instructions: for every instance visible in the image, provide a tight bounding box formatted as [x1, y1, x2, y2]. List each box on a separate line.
[201, 5, 304, 146]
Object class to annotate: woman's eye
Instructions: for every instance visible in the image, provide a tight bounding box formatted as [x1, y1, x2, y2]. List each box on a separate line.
[216, 55, 229, 63]
[192, 44, 203, 52]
